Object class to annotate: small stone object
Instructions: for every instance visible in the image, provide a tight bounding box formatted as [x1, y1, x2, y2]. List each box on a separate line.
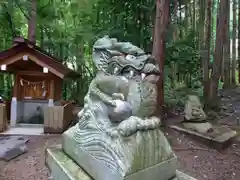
[183, 95, 213, 134]
[0, 136, 28, 161]
[1, 144, 27, 161]
[184, 95, 207, 122]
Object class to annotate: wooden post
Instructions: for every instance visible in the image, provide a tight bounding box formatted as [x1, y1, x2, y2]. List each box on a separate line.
[48, 80, 55, 107]
[10, 74, 19, 126]
[0, 104, 7, 132]
[13, 74, 19, 98]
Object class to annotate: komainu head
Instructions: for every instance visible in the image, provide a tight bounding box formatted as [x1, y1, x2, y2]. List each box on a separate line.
[93, 36, 160, 84]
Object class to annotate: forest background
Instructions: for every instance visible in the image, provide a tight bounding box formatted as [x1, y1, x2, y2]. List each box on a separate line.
[0, 0, 238, 113]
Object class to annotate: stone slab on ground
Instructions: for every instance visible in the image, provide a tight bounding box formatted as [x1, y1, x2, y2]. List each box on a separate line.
[170, 124, 237, 150]
[45, 146, 197, 180]
[0, 136, 28, 161]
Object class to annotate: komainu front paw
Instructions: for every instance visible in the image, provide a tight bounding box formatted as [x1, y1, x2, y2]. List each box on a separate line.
[117, 117, 139, 137]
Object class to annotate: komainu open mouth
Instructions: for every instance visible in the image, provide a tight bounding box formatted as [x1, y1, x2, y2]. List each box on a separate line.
[92, 35, 160, 84]
[110, 57, 160, 84]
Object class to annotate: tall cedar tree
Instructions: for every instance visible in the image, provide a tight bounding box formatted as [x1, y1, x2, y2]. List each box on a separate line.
[152, 0, 170, 120]
[28, 0, 37, 44]
[208, 0, 227, 106]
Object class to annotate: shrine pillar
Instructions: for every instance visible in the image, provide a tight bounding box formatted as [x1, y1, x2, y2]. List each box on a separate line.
[10, 74, 19, 127]
[48, 80, 55, 107]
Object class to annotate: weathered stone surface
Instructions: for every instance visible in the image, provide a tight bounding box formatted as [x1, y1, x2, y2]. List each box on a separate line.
[172, 171, 197, 180]
[46, 146, 197, 180]
[182, 122, 213, 134]
[2, 144, 27, 161]
[184, 95, 206, 122]
[63, 125, 177, 180]
[0, 136, 28, 161]
[60, 36, 178, 180]
[170, 124, 237, 150]
[46, 36, 195, 180]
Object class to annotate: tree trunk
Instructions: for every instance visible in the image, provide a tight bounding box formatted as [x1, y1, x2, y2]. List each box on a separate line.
[232, 0, 237, 85]
[179, 2, 183, 38]
[203, 0, 212, 99]
[199, 0, 207, 94]
[211, 0, 216, 54]
[173, 0, 178, 42]
[193, 0, 196, 31]
[40, 26, 44, 48]
[171, 0, 178, 87]
[188, 2, 192, 27]
[152, 0, 170, 119]
[217, 0, 224, 82]
[238, 0, 240, 83]
[184, 4, 189, 35]
[223, 0, 231, 88]
[207, 0, 226, 107]
[28, 0, 37, 44]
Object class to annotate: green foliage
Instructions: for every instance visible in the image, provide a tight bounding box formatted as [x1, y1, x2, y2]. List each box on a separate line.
[163, 29, 203, 107]
[165, 30, 201, 86]
[0, 0, 223, 107]
[164, 74, 203, 107]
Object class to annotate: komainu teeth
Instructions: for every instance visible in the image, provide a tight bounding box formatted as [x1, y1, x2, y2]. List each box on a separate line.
[141, 73, 146, 80]
[129, 70, 134, 78]
[114, 67, 119, 74]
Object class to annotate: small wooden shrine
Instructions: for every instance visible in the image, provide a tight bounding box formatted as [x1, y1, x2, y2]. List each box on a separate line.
[0, 37, 78, 129]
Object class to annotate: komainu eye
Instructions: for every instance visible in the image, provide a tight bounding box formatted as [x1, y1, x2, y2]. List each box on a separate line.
[126, 54, 136, 61]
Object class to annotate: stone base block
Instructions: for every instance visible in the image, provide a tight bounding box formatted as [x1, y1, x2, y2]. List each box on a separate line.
[170, 124, 237, 150]
[62, 125, 178, 180]
[45, 146, 197, 180]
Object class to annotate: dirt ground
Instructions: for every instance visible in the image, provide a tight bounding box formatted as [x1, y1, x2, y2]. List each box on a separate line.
[0, 131, 239, 180]
[0, 135, 61, 180]
[1, 88, 240, 180]
[167, 128, 240, 180]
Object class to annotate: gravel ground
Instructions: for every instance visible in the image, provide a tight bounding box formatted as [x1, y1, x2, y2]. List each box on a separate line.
[0, 131, 239, 180]
[0, 135, 61, 180]
[166, 128, 240, 180]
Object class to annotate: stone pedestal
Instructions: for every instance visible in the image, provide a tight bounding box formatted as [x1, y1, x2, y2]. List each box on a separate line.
[10, 97, 17, 127]
[62, 125, 179, 180]
[179, 95, 237, 150]
[45, 125, 198, 180]
[45, 146, 197, 180]
[170, 124, 237, 150]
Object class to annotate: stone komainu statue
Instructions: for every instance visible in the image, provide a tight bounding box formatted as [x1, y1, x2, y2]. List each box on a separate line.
[62, 36, 178, 180]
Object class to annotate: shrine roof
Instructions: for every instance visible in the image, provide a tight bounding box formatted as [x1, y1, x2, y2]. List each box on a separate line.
[0, 37, 79, 79]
